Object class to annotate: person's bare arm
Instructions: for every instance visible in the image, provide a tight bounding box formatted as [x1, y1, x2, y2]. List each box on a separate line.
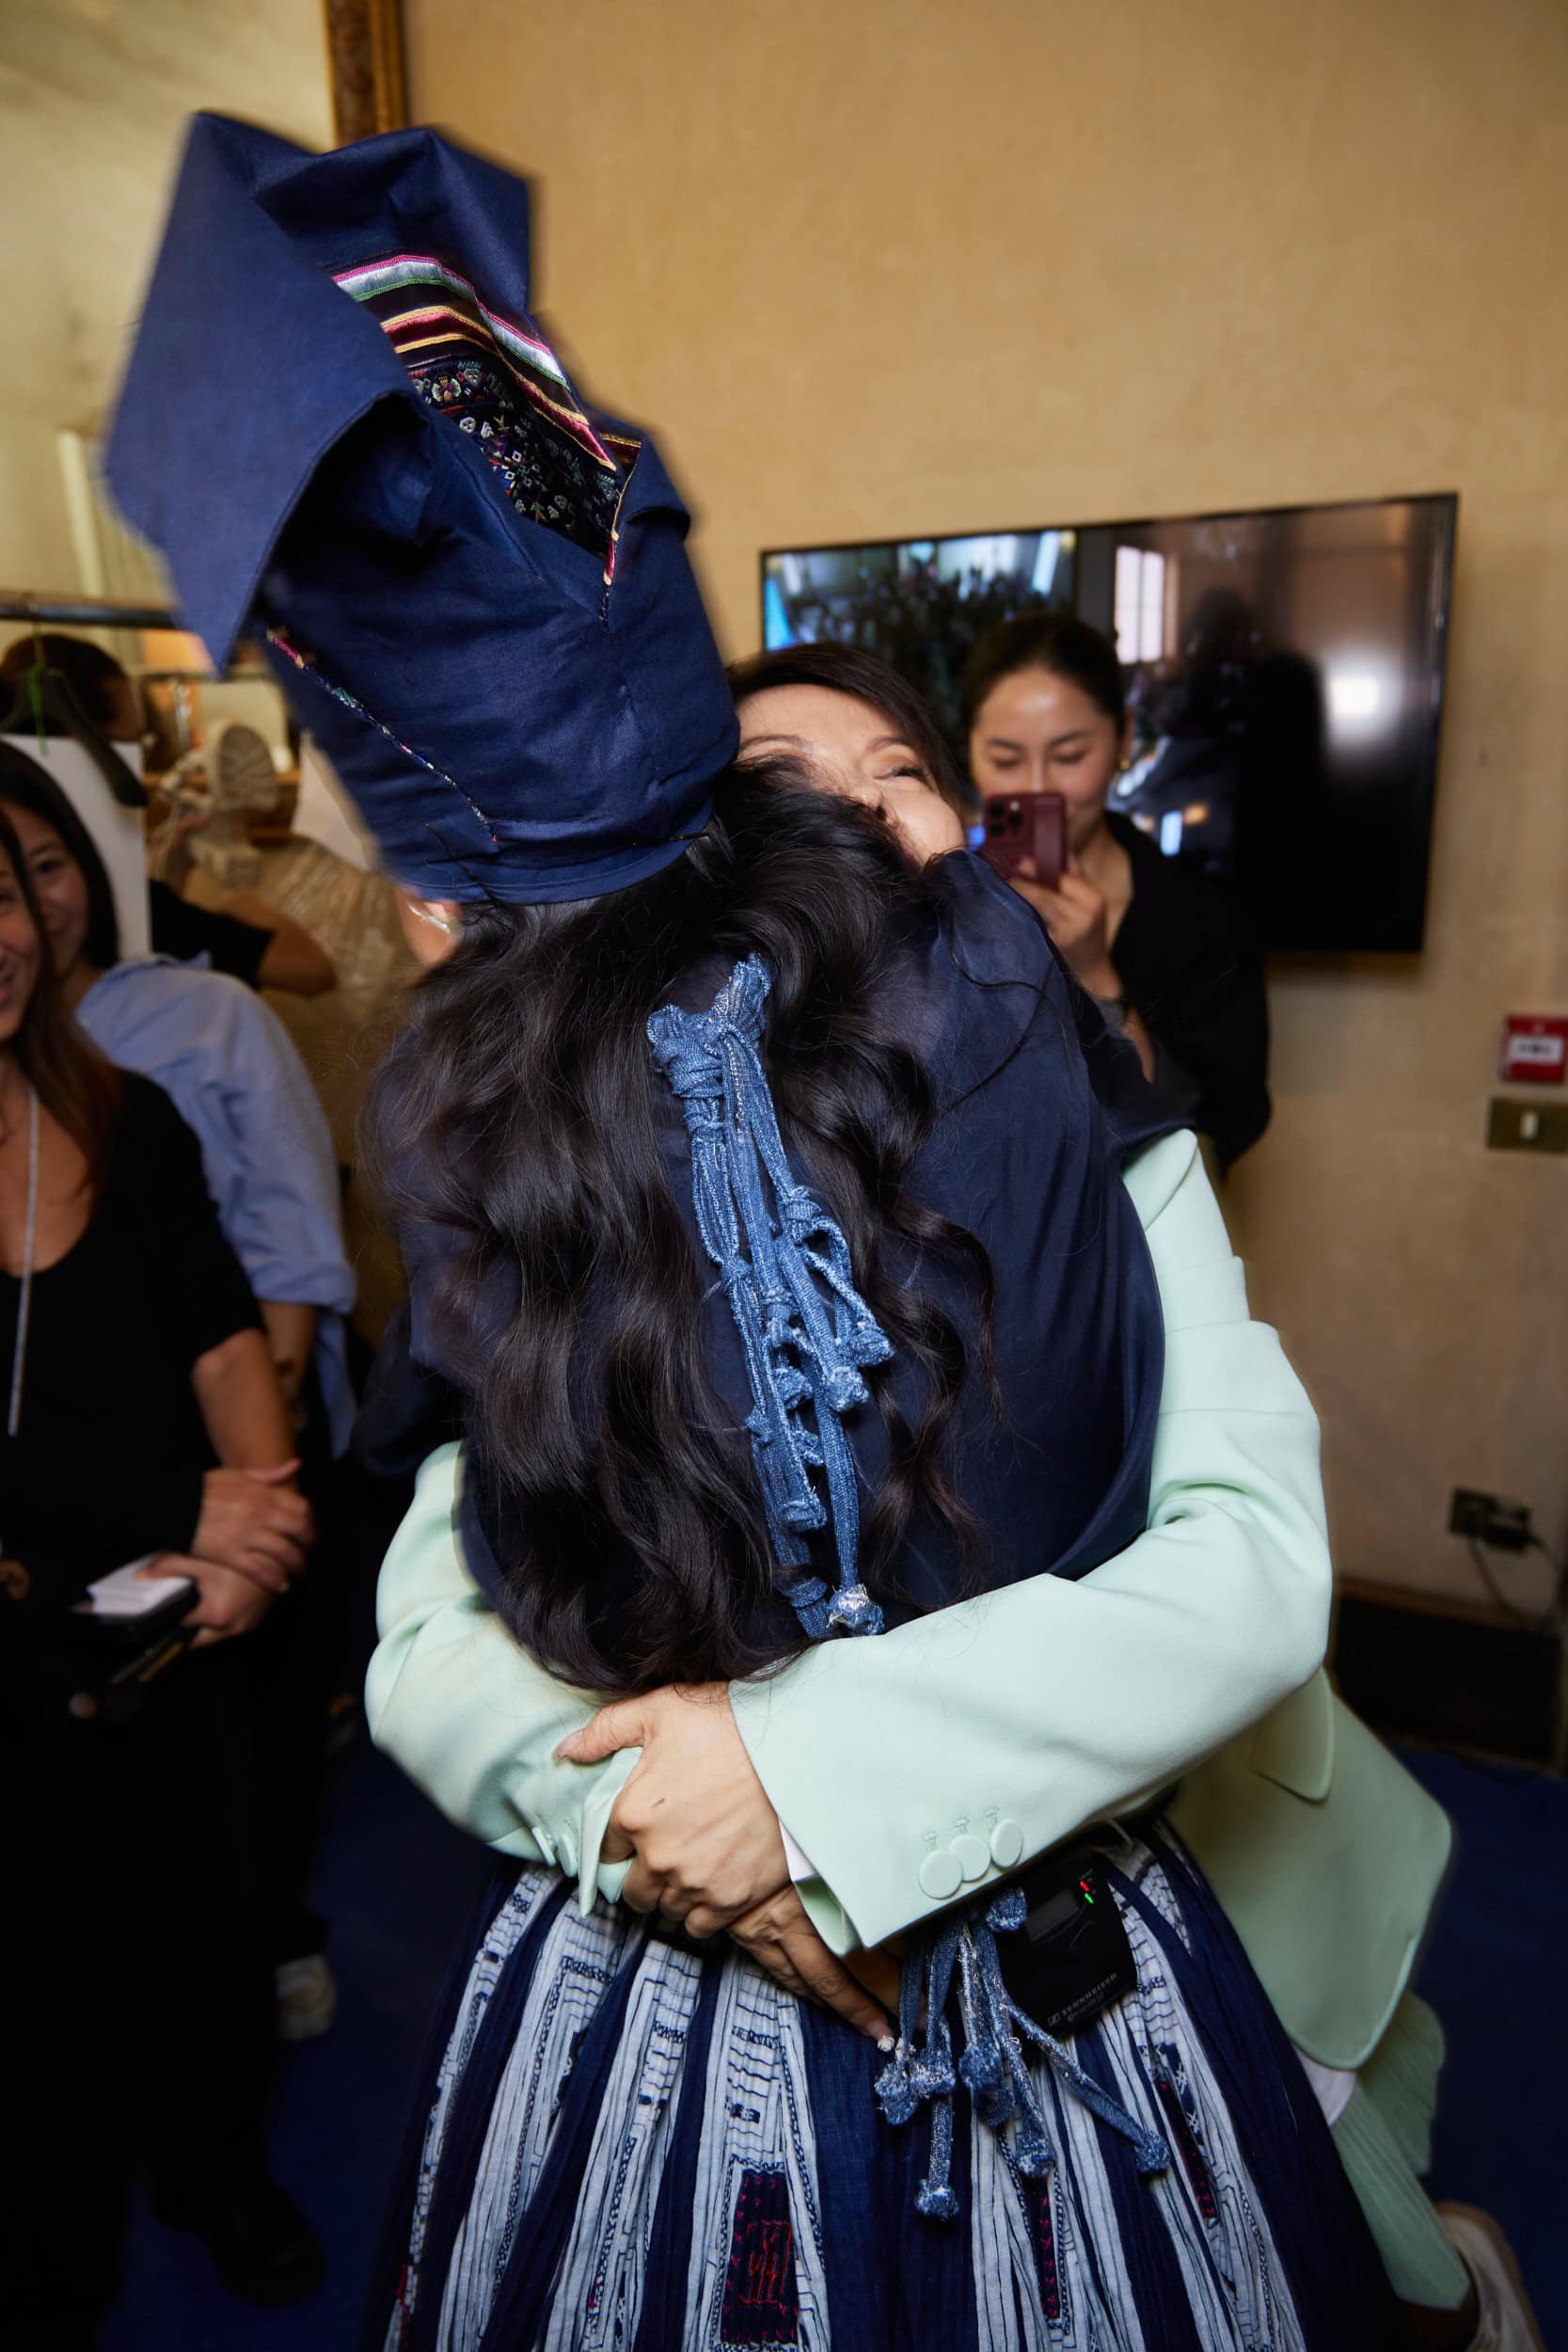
[260, 1300, 318, 1406]
[1107, 1000, 1157, 1082]
[191, 1325, 296, 1466]
[218, 891, 337, 996]
[1008, 865, 1158, 1079]
[187, 1327, 314, 1587]
[155, 813, 337, 995]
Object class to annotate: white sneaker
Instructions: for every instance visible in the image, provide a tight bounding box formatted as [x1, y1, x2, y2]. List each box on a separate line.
[275, 1953, 338, 2042]
[1437, 2204, 1546, 2352]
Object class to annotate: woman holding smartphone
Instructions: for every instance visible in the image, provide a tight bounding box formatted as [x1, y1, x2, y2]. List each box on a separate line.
[966, 612, 1272, 1169]
[0, 806, 322, 2345]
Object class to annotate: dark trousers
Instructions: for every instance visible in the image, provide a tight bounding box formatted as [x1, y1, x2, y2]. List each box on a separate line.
[1, 1629, 276, 2338]
[251, 1545, 339, 1967]
[250, 1384, 372, 1969]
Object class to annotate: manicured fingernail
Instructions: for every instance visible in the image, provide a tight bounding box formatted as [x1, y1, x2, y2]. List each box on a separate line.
[877, 2033, 895, 2053]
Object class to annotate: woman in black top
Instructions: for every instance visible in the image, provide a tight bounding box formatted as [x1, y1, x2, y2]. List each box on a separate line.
[965, 613, 1270, 1168]
[0, 808, 321, 2343]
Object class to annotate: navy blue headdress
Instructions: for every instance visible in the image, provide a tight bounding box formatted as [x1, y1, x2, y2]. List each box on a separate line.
[104, 114, 737, 904]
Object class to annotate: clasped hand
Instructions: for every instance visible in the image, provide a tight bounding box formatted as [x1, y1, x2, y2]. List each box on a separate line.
[558, 1685, 897, 2041]
[136, 1553, 275, 1646]
[134, 1460, 316, 1647]
[192, 1461, 314, 1588]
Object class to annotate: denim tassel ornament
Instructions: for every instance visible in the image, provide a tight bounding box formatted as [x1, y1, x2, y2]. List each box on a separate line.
[648, 956, 892, 1640]
[875, 1889, 1170, 2218]
[652, 956, 1170, 2219]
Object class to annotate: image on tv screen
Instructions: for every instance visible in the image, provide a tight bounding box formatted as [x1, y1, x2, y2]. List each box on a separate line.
[762, 494, 1457, 952]
[764, 530, 1077, 749]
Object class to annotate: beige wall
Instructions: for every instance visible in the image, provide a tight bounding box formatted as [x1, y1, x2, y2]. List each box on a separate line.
[0, 0, 334, 597]
[409, 0, 1568, 1602]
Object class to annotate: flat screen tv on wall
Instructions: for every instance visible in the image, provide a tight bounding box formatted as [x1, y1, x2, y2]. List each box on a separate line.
[762, 493, 1457, 952]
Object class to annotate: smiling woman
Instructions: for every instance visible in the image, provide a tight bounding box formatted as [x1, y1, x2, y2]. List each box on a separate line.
[0, 758, 115, 1016]
[0, 742, 356, 1427]
[0, 801, 325, 2335]
[730, 641, 970, 864]
[0, 822, 40, 1027]
[0, 800, 117, 1204]
[965, 612, 1272, 1169]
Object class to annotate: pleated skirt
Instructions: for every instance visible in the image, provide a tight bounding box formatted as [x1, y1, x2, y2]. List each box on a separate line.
[372, 1823, 1402, 2352]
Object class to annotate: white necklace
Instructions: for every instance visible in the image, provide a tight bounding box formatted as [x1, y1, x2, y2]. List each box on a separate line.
[7, 1084, 39, 1438]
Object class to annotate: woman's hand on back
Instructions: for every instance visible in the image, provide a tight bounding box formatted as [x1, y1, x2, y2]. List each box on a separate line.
[560, 1686, 901, 2040]
[557, 1683, 791, 1938]
[191, 1462, 313, 1589]
[726, 1885, 897, 2043]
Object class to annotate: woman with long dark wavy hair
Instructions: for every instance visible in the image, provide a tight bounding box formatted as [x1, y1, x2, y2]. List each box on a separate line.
[107, 114, 1420, 2352]
[367, 645, 1510, 2352]
[357, 755, 1413, 2351]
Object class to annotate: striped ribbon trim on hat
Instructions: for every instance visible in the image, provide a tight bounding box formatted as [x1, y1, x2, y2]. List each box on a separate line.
[334, 251, 641, 582]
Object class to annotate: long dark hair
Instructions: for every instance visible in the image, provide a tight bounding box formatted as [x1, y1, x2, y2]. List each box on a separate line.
[730, 641, 974, 816]
[0, 803, 121, 1198]
[368, 768, 994, 1695]
[0, 742, 121, 972]
[962, 611, 1128, 736]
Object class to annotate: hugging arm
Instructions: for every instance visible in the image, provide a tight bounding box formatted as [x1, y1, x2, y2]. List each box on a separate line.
[367, 1131, 1329, 1952]
[726, 1126, 1327, 1950]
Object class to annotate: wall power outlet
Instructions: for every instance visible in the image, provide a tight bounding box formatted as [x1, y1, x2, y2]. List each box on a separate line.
[1449, 1488, 1534, 1550]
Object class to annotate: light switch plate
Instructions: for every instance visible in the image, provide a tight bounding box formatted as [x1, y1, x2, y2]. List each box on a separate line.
[1487, 1098, 1568, 1153]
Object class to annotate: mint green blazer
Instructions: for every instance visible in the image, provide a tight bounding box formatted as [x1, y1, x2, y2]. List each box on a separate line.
[365, 1132, 1449, 2074]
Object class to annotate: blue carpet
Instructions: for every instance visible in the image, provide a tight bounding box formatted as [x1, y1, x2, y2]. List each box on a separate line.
[100, 1741, 497, 2352]
[1404, 1745, 1561, 2341]
[101, 1739, 1562, 2347]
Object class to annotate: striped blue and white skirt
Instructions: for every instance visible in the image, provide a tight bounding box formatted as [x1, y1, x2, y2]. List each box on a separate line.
[374, 1823, 1401, 2351]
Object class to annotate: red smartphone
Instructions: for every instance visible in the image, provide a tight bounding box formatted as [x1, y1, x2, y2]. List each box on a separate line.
[978, 790, 1067, 890]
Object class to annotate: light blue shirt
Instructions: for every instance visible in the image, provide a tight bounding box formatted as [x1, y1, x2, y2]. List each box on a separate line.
[78, 956, 357, 1454]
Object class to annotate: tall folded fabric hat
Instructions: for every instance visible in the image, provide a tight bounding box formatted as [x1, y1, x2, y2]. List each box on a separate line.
[104, 113, 737, 904]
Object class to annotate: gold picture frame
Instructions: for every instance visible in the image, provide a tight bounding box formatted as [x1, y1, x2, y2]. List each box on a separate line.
[323, 0, 409, 145]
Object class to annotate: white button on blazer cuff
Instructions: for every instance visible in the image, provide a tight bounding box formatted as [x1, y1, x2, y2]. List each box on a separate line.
[990, 1819, 1025, 1870]
[951, 1833, 991, 1882]
[918, 1849, 963, 1901]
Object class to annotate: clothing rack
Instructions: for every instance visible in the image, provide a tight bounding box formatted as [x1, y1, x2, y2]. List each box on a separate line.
[0, 593, 270, 684]
[0, 588, 177, 630]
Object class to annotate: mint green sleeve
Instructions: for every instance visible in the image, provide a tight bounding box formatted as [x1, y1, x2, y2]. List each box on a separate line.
[726, 1128, 1333, 1953]
[363, 1440, 638, 1910]
[365, 1129, 1329, 1949]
